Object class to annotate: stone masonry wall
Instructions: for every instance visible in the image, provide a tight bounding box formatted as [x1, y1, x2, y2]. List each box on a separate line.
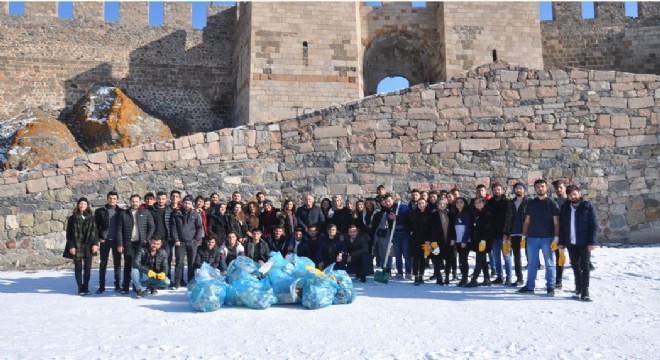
[0, 2, 235, 134]
[0, 62, 658, 269]
[542, 2, 660, 76]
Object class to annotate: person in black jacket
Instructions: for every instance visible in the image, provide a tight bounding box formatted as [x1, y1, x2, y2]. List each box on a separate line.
[148, 191, 176, 281]
[503, 182, 529, 286]
[246, 228, 270, 265]
[466, 198, 492, 287]
[346, 225, 370, 283]
[171, 195, 204, 288]
[431, 198, 457, 285]
[193, 234, 222, 272]
[94, 191, 122, 294]
[558, 185, 599, 302]
[296, 194, 325, 232]
[317, 224, 346, 270]
[64, 197, 98, 295]
[117, 194, 155, 294]
[487, 182, 512, 285]
[130, 238, 170, 298]
[220, 232, 244, 272]
[406, 199, 433, 285]
[453, 198, 473, 287]
[264, 226, 289, 257]
[328, 195, 352, 234]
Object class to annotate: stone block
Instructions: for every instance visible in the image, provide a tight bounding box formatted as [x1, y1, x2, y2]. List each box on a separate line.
[439, 107, 469, 119]
[57, 158, 75, 169]
[19, 214, 34, 228]
[503, 106, 534, 117]
[460, 139, 500, 151]
[588, 135, 615, 148]
[194, 144, 209, 160]
[630, 117, 646, 129]
[616, 135, 657, 147]
[314, 125, 347, 138]
[5, 215, 18, 230]
[600, 97, 627, 108]
[529, 130, 565, 140]
[500, 70, 520, 82]
[224, 176, 242, 185]
[188, 133, 205, 145]
[350, 134, 376, 155]
[26, 178, 48, 193]
[206, 131, 220, 142]
[589, 177, 608, 191]
[431, 140, 460, 153]
[246, 130, 257, 147]
[506, 138, 530, 150]
[611, 114, 630, 129]
[0, 183, 26, 197]
[562, 139, 588, 148]
[123, 146, 144, 161]
[448, 120, 465, 131]
[519, 87, 536, 99]
[437, 97, 463, 109]
[88, 152, 108, 164]
[421, 90, 436, 101]
[537, 86, 558, 97]
[597, 115, 611, 128]
[417, 121, 437, 133]
[208, 141, 221, 155]
[375, 139, 402, 153]
[46, 176, 66, 190]
[529, 140, 562, 150]
[628, 97, 654, 109]
[111, 152, 126, 165]
[471, 106, 503, 118]
[408, 108, 439, 120]
[220, 136, 233, 154]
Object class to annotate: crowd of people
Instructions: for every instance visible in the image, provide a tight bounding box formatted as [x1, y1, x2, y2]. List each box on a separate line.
[63, 179, 599, 301]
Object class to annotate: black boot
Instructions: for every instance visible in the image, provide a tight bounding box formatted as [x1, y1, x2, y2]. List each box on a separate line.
[458, 277, 468, 287]
[466, 278, 479, 288]
[444, 274, 450, 285]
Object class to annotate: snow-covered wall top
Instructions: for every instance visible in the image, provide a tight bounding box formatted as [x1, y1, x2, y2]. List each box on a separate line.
[0, 62, 658, 269]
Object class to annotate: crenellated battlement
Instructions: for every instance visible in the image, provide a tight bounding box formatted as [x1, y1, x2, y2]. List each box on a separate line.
[547, 1, 660, 24]
[6, 1, 226, 30]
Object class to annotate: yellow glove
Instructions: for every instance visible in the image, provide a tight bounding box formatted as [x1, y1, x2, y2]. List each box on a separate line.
[521, 236, 526, 249]
[478, 240, 486, 253]
[558, 250, 566, 266]
[503, 240, 511, 255]
[147, 270, 157, 278]
[431, 242, 440, 256]
[551, 240, 559, 251]
[157, 272, 167, 280]
[422, 242, 431, 258]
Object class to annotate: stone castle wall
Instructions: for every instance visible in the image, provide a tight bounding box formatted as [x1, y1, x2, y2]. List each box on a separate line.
[0, 63, 658, 269]
[542, 2, 660, 75]
[0, 2, 236, 134]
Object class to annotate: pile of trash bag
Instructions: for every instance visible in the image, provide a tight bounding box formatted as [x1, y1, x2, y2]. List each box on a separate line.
[187, 254, 356, 312]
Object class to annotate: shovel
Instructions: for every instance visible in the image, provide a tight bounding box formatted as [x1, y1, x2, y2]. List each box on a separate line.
[374, 201, 401, 284]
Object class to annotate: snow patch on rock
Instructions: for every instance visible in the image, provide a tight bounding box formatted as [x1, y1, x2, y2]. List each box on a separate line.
[0, 111, 37, 163]
[82, 85, 117, 124]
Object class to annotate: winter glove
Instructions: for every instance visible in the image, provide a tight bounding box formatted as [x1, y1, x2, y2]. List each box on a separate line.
[503, 240, 511, 255]
[147, 270, 157, 279]
[156, 272, 166, 280]
[521, 236, 526, 249]
[551, 237, 559, 251]
[558, 250, 566, 267]
[422, 242, 431, 258]
[478, 240, 486, 253]
[431, 242, 440, 256]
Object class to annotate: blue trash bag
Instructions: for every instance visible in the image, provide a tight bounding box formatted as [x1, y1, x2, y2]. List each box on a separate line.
[330, 269, 356, 305]
[232, 277, 278, 310]
[291, 255, 317, 278]
[264, 252, 300, 304]
[302, 272, 338, 310]
[188, 279, 228, 312]
[226, 256, 260, 284]
[187, 263, 225, 294]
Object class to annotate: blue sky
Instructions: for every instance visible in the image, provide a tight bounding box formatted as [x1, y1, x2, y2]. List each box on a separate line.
[7, 1, 641, 93]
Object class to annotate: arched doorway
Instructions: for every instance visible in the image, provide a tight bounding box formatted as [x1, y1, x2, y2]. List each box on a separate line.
[363, 32, 442, 96]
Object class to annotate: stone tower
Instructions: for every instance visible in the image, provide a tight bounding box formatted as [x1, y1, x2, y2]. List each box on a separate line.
[235, 1, 543, 124]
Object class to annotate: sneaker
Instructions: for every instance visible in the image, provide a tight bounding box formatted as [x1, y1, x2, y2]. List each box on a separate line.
[396, 273, 404, 279]
[95, 288, 105, 295]
[429, 275, 437, 281]
[572, 290, 581, 299]
[451, 273, 458, 281]
[581, 295, 593, 302]
[359, 276, 366, 283]
[517, 286, 534, 294]
[504, 277, 512, 286]
[465, 280, 479, 288]
[547, 288, 555, 297]
[480, 280, 492, 287]
[493, 277, 504, 285]
[404, 273, 413, 280]
[121, 289, 129, 295]
[556, 282, 563, 289]
[150, 288, 158, 295]
[114, 285, 121, 292]
[515, 278, 524, 286]
[589, 263, 595, 271]
[135, 289, 144, 299]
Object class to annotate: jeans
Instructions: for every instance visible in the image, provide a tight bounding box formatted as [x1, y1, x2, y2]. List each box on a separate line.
[130, 268, 171, 292]
[98, 239, 121, 289]
[388, 231, 411, 275]
[525, 237, 556, 290]
[492, 238, 512, 279]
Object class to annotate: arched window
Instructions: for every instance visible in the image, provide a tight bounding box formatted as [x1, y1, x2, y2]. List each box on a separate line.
[376, 76, 409, 94]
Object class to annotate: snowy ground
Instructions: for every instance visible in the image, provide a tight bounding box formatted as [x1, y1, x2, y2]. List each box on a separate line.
[1, 246, 659, 359]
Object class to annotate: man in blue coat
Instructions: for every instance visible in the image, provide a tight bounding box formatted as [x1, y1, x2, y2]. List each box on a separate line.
[558, 185, 599, 302]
